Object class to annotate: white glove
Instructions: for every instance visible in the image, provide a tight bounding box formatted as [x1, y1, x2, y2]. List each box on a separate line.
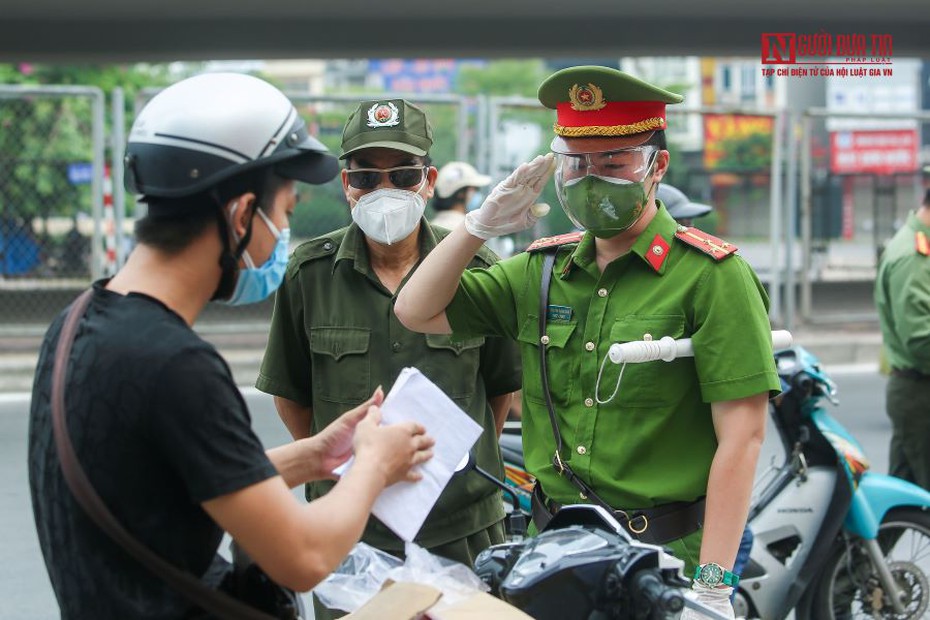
[680, 582, 736, 620]
[464, 153, 555, 240]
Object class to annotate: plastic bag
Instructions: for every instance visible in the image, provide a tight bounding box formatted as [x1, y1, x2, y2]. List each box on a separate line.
[386, 542, 489, 611]
[312, 542, 403, 612]
[312, 541, 489, 613]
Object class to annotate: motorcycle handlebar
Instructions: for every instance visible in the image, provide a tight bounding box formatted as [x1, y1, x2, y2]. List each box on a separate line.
[608, 329, 793, 365]
[631, 570, 685, 614]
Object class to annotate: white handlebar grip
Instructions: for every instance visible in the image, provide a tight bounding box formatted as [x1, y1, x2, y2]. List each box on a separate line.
[608, 336, 677, 364]
[772, 329, 793, 350]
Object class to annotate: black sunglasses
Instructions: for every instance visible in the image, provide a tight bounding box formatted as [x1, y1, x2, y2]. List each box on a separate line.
[346, 165, 427, 190]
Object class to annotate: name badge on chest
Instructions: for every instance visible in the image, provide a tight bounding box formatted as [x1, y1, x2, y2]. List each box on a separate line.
[546, 304, 574, 323]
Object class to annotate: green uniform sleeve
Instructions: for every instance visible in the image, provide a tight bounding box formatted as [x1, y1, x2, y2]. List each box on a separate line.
[478, 336, 522, 397]
[889, 255, 930, 372]
[690, 256, 781, 402]
[255, 266, 312, 406]
[446, 253, 530, 341]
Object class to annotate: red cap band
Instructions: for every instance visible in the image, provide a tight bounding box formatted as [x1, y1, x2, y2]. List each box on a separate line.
[556, 100, 667, 132]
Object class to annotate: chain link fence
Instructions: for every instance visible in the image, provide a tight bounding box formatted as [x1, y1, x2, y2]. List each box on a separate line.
[0, 86, 105, 329]
[3, 81, 925, 332]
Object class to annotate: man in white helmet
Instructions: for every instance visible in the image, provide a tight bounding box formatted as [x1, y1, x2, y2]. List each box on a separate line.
[28, 73, 433, 619]
[431, 161, 492, 230]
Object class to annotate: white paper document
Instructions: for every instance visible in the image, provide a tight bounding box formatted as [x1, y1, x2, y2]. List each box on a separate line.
[335, 367, 483, 541]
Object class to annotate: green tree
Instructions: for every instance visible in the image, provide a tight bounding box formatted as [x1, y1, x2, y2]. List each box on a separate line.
[457, 60, 548, 97]
[0, 64, 171, 234]
[715, 132, 773, 171]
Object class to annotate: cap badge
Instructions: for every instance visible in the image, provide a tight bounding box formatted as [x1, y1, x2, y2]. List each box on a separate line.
[569, 83, 607, 112]
[366, 102, 400, 128]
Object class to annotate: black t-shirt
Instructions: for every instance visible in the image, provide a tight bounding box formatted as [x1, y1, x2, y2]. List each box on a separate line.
[28, 282, 277, 619]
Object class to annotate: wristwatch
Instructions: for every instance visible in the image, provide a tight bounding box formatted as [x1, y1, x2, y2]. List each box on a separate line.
[693, 562, 739, 588]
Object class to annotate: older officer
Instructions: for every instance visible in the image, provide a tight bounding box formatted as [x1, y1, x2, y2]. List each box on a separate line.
[256, 98, 521, 618]
[396, 66, 781, 619]
[875, 169, 930, 491]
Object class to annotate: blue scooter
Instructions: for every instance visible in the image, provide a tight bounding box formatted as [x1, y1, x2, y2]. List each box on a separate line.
[737, 345, 930, 620]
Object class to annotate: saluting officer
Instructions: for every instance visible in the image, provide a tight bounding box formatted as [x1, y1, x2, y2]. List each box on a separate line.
[875, 168, 930, 492]
[395, 66, 781, 619]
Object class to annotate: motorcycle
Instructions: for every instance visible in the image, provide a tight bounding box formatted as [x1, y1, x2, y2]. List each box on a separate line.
[496, 334, 930, 619]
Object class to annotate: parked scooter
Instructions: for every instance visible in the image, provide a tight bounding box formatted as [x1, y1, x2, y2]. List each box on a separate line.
[735, 345, 930, 620]
[497, 334, 930, 619]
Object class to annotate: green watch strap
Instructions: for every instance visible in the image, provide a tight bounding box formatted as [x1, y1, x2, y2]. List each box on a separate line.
[693, 563, 739, 588]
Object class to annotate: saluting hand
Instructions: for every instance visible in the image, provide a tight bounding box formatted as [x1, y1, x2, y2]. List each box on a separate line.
[464, 153, 555, 240]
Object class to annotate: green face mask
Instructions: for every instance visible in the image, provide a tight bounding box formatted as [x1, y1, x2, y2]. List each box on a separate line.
[560, 174, 651, 238]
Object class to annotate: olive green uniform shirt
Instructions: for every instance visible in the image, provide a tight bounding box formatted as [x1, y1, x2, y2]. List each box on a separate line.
[256, 221, 521, 552]
[445, 206, 781, 511]
[875, 211, 930, 375]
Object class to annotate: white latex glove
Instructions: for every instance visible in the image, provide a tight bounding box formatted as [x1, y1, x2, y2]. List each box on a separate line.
[680, 583, 737, 620]
[464, 153, 555, 240]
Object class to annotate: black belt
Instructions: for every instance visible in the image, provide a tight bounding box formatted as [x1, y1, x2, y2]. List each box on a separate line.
[891, 368, 930, 381]
[532, 484, 705, 545]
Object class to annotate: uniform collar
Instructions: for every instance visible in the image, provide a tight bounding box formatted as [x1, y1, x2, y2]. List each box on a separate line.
[333, 219, 436, 275]
[908, 210, 930, 236]
[629, 201, 677, 275]
[562, 201, 677, 278]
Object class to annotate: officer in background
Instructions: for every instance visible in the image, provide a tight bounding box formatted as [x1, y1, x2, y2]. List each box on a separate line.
[432, 160, 516, 258]
[396, 66, 781, 619]
[875, 166, 930, 491]
[256, 99, 521, 619]
[431, 161, 492, 230]
[656, 183, 713, 228]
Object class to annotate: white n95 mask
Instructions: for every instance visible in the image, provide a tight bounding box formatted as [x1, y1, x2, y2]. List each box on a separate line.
[351, 186, 426, 245]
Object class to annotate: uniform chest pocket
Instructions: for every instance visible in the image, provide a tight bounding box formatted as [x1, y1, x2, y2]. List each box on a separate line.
[309, 327, 371, 404]
[607, 316, 687, 408]
[421, 334, 485, 400]
[516, 316, 578, 406]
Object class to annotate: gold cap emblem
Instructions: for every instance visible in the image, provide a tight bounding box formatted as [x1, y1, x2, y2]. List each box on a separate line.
[568, 83, 606, 111]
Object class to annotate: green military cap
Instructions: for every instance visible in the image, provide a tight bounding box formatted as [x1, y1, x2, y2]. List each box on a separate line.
[538, 65, 683, 153]
[340, 98, 433, 160]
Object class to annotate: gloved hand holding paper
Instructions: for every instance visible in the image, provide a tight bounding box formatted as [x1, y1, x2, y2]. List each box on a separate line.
[334, 367, 483, 541]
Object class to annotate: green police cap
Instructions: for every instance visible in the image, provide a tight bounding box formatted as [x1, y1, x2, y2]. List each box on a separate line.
[538, 66, 683, 152]
[340, 99, 433, 160]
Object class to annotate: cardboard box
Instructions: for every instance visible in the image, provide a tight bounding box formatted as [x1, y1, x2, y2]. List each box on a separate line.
[344, 580, 533, 620]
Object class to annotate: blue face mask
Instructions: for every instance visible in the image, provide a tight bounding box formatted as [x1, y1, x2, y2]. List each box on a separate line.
[222, 206, 290, 306]
[466, 190, 485, 212]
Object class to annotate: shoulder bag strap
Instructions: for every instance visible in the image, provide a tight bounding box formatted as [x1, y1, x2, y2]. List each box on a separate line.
[537, 252, 625, 515]
[51, 289, 276, 620]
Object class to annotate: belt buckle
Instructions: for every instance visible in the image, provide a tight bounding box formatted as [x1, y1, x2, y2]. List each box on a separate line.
[627, 513, 649, 535]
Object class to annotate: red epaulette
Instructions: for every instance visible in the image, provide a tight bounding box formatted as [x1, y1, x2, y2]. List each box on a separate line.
[525, 231, 584, 253]
[916, 231, 930, 256]
[674, 226, 738, 261]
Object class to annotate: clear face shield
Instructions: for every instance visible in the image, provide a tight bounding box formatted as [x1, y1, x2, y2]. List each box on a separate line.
[554, 145, 659, 238]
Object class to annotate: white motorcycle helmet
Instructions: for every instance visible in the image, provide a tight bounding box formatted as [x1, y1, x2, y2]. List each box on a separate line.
[124, 72, 338, 198]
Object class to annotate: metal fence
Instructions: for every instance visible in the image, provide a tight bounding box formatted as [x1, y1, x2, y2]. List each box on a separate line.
[3, 81, 927, 333]
[0, 85, 106, 329]
[796, 109, 930, 325]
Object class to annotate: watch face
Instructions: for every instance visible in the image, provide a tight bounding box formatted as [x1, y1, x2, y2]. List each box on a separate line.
[700, 563, 724, 586]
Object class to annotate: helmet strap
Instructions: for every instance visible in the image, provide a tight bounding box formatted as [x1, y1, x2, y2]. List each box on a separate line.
[209, 190, 257, 301]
